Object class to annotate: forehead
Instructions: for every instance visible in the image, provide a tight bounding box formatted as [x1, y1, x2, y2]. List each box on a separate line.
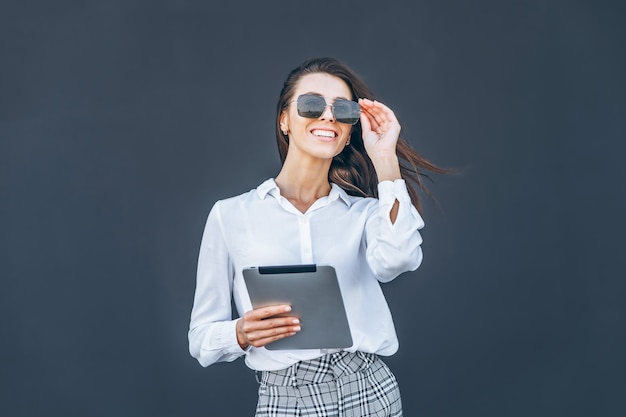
[293, 73, 352, 99]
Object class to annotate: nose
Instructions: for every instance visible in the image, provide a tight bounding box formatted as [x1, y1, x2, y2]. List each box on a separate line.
[320, 103, 335, 121]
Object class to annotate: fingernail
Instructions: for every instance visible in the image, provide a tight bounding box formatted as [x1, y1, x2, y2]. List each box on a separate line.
[292, 318, 300, 324]
[284, 306, 291, 312]
[293, 326, 301, 331]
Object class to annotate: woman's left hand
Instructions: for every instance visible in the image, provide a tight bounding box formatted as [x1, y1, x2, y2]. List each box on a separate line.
[358, 98, 402, 183]
[358, 98, 401, 160]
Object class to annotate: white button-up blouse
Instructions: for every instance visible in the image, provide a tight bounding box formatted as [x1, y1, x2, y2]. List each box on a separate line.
[189, 178, 425, 371]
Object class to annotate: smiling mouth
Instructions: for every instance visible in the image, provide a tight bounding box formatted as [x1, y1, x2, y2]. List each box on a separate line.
[311, 129, 337, 138]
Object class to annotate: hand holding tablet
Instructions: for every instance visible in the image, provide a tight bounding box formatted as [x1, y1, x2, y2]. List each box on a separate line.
[236, 304, 302, 350]
[242, 265, 353, 350]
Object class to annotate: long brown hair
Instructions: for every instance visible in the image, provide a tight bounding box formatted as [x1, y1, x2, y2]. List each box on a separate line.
[276, 57, 446, 213]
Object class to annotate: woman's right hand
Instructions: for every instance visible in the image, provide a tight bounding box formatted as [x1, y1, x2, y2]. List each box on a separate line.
[236, 305, 301, 350]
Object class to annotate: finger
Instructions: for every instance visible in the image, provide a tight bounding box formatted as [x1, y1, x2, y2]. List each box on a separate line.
[239, 316, 300, 347]
[363, 98, 393, 114]
[369, 108, 387, 127]
[243, 316, 300, 333]
[370, 110, 391, 130]
[360, 106, 381, 132]
[361, 102, 388, 128]
[360, 97, 377, 108]
[362, 99, 397, 125]
[247, 323, 301, 342]
[365, 109, 400, 138]
[359, 100, 373, 133]
[245, 304, 292, 321]
[251, 331, 299, 348]
[245, 322, 301, 347]
[371, 101, 399, 126]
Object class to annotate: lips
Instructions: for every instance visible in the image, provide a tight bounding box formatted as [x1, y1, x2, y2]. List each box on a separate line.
[311, 129, 338, 138]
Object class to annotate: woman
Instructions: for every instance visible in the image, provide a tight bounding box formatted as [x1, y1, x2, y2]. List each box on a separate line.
[189, 57, 445, 416]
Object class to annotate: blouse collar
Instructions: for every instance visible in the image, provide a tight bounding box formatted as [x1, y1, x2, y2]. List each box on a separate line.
[256, 178, 352, 207]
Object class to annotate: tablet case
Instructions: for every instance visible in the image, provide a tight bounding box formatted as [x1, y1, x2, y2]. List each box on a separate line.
[242, 264, 353, 350]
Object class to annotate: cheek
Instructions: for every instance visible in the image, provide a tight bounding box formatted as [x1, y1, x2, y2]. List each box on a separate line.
[343, 128, 353, 141]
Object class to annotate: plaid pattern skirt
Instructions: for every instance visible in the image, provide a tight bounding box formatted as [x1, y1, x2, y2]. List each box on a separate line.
[254, 351, 402, 417]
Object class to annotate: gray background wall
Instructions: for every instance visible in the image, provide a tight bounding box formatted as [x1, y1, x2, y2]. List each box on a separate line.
[1, 1, 624, 416]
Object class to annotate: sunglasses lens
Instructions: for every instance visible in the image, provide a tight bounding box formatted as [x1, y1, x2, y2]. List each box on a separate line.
[333, 99, 361, 125]
[297, 95, 325, 119]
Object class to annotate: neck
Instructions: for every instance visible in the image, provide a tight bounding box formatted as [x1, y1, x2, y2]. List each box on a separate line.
[274, 153, 332, 209]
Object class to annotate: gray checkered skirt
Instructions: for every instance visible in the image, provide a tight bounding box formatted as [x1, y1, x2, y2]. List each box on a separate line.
[254, 351, 402, 416]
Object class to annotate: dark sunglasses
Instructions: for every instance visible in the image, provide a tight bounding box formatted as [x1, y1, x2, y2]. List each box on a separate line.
[295, 94, 361, 125]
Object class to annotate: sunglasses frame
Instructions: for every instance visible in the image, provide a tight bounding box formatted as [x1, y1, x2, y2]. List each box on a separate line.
[292, 94, 361, 125]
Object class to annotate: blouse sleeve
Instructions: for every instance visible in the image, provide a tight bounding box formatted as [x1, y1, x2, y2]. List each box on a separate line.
[188, 201, 246, 367]
[364, 179, 425, 283]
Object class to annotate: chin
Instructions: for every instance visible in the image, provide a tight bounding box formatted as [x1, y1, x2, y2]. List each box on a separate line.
[309, 144, 345, 160]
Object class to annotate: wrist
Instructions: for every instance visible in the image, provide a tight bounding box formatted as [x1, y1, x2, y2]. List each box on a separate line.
[236, 319, 249, 350]
[370, 154, 401, 182]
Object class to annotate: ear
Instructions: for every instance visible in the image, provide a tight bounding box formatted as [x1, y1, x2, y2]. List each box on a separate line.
[280, 112, 289, 133]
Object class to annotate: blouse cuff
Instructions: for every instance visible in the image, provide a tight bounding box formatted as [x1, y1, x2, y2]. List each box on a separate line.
[377, 179, 424, 229]
[206, 319, 249, 357]
[377, 179, 411, 206]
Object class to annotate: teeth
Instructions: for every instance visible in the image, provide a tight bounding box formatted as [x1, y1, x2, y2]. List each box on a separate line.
[312, 129, 335, 138]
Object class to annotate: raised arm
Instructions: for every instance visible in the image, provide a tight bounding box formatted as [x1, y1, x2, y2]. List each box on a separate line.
[359, 98, 402, 223]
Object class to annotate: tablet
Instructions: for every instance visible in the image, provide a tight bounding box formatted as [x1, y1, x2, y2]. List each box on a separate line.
[242, 264, 353, 350]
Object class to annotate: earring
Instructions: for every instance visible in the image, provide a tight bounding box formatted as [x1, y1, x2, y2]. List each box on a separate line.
[281, 126, 288, 135]
[345, 139, 350, 145]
